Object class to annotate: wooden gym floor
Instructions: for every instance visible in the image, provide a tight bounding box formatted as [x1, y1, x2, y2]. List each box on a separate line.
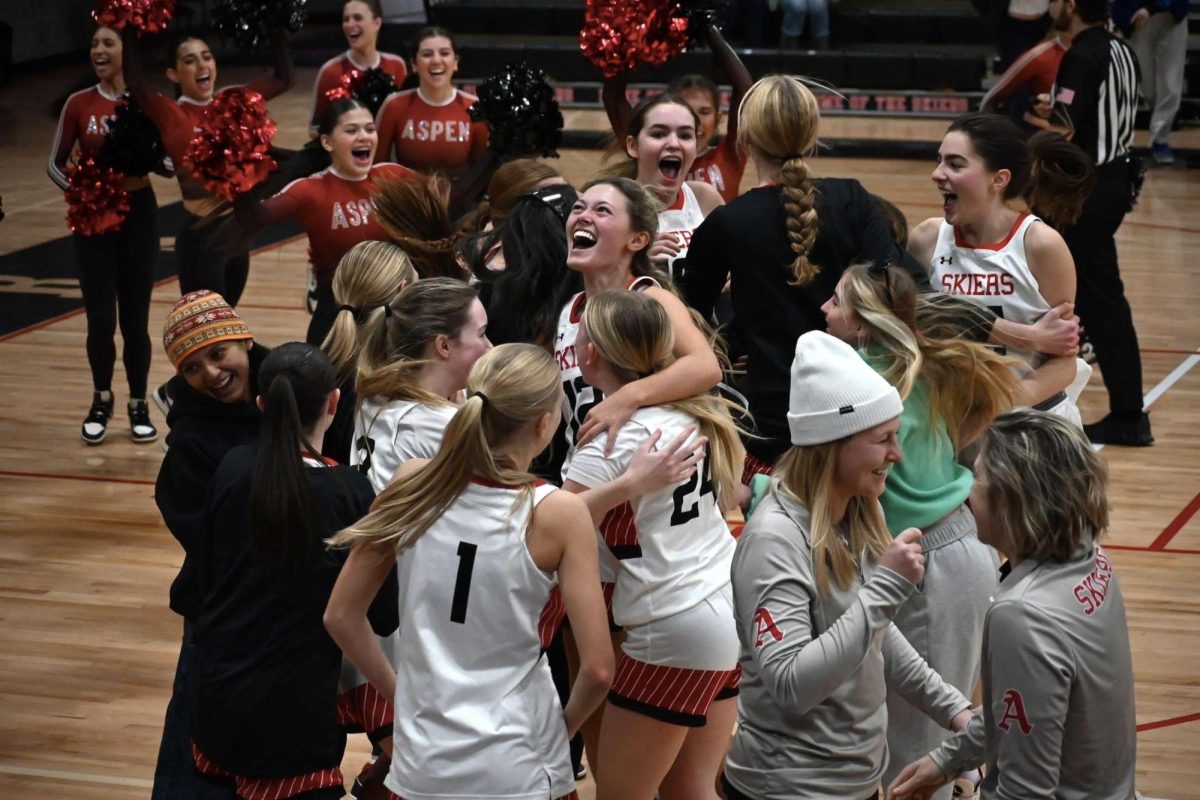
[0, 62, 1197, 798]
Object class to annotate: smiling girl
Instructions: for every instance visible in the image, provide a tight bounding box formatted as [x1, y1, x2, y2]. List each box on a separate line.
[724, 331, 973, 800]
[908, 113, 1094, 423]
[123, 28, 293, 307]
[50, 25, 160, 446]
[235, 98, 416, 346]
[604, 93, 724, 278]
[310, 0, 408, 135]
[375, 27, 488, 172]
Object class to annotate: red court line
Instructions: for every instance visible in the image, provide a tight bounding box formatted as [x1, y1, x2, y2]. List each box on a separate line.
[1148, 490, 1200, 551]
[1143, 348, 1200, 356]
[1138, 711, 1200, 733]
[0, 233, 304, 344]
[0, 469, 155, 486]
[1105, 544, 1200, 555]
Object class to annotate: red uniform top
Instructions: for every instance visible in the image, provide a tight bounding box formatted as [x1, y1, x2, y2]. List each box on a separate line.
[688, 135, 745, 203]
[310, 51, 408, 134]
[140, 78, 281, 202]
[375, 88, 489, 171]
[258, 162, 416, 283]
[982, 36, 1070, 108]
[48, 84, 123, 189]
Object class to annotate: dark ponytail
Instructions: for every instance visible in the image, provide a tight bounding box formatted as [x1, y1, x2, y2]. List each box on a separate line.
[1027, 130, 1095, 228]
[250, 342, 338, 575]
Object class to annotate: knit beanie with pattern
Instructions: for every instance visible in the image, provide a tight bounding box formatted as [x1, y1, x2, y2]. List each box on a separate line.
[163, 290, 253, 368]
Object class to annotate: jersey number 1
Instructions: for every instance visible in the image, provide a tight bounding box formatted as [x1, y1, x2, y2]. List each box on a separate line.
[450, 541, 477, 624]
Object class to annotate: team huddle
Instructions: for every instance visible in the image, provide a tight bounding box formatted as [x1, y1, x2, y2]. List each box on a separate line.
[50, 0, 1145, 798]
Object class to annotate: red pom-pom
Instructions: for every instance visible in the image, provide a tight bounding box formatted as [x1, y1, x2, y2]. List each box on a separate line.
[65, 157, 130, 236]
[324, 85, 353, 104]
[92, 0, 175, 34]
[580, 0, 689, 78]
[183, 88, 278, 202]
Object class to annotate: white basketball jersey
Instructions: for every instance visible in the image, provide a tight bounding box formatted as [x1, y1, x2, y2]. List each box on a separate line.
[553, 276, 661, 482]
[929, 213, 1051, 371]
[386, 481, 573, 800]
[657, 183, 706, 277]
[565, 406, 735, 628]
[352, 397, 457, 493]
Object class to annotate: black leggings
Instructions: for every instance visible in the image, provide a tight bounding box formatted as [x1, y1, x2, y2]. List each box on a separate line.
[175, 212, 251, 307]
[306, 281, 338, 347]
[73, 186, 158, 398]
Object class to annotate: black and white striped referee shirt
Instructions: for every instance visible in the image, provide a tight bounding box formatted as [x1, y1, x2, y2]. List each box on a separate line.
[1050, 26, 1140, 166]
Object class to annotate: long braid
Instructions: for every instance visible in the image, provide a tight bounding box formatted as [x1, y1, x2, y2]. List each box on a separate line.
[781, 156, 819, 285]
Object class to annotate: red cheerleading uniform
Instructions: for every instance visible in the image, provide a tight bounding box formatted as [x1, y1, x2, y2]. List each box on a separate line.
[257, 162, 416, 283]
[375, 88, 489, 171]
[48, 84, 123, 189]
[310, 51, 408, 133]
[688, 135, 745, 203]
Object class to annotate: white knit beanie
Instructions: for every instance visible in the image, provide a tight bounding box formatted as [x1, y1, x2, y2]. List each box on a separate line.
[787, 331, 903, 445]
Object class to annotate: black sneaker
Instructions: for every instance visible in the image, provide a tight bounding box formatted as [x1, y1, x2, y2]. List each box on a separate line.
[81, 392, 114, 445]
[1084, 412, 1154, 446]
[152, 381, 174, 417]
[128, 399, 158, 444]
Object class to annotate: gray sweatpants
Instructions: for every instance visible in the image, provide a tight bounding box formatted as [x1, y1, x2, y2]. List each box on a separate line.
[882, 505, 998, 800]
[1131, 12, 1188, 146]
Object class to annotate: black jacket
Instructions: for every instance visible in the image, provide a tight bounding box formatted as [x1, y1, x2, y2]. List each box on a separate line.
[683, 180, 902, 461]
[191, 444, 396, 778]
[155, 343, 268, 618]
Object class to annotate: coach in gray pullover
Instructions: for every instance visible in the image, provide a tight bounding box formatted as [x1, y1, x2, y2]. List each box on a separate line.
[724, 333, 972, 800]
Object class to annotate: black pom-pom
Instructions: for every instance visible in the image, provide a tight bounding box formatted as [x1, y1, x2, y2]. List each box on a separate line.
[326, 67, 400, 117]
[212, 0, 306, 50]
[469, 62, 564, 160]
[674, 0, 730, 49]
[98, 97, 166, 178]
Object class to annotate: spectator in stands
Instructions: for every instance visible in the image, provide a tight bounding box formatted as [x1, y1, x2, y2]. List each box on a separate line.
[1113, 0, 1190, 165]
[998, 0, 1051, 70]
[780, 0, 831, 50]
[981, 30, 1071, 131]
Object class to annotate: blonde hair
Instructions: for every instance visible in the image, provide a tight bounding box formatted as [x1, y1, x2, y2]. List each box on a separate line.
[775, 441, 892, 597]
[355, 277, 477, 404]
[737, 75, 821, 286]
[840, 263, 1020, 450]
[978, 409, 1109, 561]
[322, 241, 417, 382]
[581, 291, 746, 508]
[330, 344, 563, 551]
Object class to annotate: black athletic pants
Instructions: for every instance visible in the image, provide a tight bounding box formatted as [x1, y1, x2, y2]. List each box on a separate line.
[1060, 158, 1145, 416]
[73, 186, 158, 399]
[175, 212, 251, 307]
[306, 281, 338, 347]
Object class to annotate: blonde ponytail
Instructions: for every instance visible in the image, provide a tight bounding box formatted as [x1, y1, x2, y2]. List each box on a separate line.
[330, 344, 563, 552]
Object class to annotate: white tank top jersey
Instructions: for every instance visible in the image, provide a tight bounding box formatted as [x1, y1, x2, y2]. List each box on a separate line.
[656, 183, 706, 277]
[386, 481, 573, 800]
[929, 213, 1051, 371]
[351, 397, 457, 493]
[553, 276, 661, 482]
[565, 406, 735, 628]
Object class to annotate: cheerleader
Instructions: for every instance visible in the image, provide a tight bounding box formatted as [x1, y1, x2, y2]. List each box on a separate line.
[558, 177, 722, 461]
[49, 25, 159, 445]
[683, 75, 903, 480]
[907, 113, 1094, 424]
[821, 262, 1019, 800]
[603, 92, 723, 278]
[324, 344, 615, 800]
[564, 291, 744, 800]
[724, 331, 973, 800]
[234, 98, 416, 345]
[320, 240, 417, 464]
[123, 27, 293, 308]
[374, 27, 488, 172]
[603, 25, 752, 202]
[352, 278, 491, 492]
[310, 0, 408, 135]
[191, 343, 397, 800]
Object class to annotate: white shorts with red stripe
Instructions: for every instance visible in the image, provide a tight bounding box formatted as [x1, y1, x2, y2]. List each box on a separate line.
[609, 585, 740, 727]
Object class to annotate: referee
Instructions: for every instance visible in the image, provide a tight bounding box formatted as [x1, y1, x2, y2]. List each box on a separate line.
[1029, 0, 1153, 446]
